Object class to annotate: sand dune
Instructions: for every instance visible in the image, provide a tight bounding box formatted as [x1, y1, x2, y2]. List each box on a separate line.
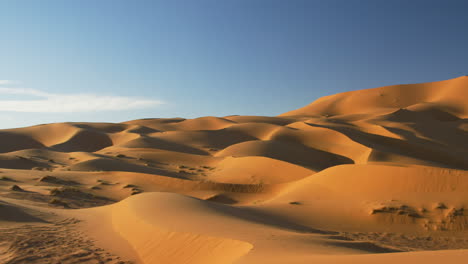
[149, 129, 257, 150]
[116, 136, 210, 155]
[123, 117, 235, 131]
[206, 156, 313, 184]
[216, 139, 353, 170]
[0, 76, 467, 263]
[281, 76, 468, 118]
[0, 131, 44, 153]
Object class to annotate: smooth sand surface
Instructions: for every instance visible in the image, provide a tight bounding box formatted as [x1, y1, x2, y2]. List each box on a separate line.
[0, 76, 467, 263]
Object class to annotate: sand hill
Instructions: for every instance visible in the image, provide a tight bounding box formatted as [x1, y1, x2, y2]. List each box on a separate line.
[0, 76, 467, 263]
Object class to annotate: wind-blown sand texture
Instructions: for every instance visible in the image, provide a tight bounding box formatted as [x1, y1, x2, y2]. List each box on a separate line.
[0, 76, 467, 263]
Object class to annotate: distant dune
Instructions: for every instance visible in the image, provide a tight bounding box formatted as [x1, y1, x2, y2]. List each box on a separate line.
[0, 76, 467, 263]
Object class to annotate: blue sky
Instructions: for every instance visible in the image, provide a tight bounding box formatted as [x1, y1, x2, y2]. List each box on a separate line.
[1, 0, 468, 129]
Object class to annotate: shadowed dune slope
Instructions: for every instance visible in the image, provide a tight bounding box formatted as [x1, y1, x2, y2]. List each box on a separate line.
[0, 131, 44, 153]
[116, 136, 209, 155]
[215, 140, 354, 171]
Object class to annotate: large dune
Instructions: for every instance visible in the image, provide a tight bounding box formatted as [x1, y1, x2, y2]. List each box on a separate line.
[281, 75, 468, 118]
[0, 76, 467, 263]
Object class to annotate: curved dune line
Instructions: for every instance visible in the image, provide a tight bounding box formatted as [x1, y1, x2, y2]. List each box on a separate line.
[111, 196, 253, 264]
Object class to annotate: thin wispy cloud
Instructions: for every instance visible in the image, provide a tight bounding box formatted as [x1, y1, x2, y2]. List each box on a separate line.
[0, 80, 16, 85]
[0, 87, 164, 113]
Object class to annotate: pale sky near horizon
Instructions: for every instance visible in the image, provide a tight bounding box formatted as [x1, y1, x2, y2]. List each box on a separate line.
[1, 0, 468, 129]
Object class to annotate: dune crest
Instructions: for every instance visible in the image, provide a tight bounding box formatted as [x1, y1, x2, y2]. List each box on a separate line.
[281, 76, 468, 118]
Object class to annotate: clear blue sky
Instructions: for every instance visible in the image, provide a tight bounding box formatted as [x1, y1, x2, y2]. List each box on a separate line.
[1, 0, 467, 129]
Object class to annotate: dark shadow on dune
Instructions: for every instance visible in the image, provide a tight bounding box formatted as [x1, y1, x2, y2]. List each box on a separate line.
[156, 129, 258, 150]
[225, 116, 297, 126]
[220, 139, 354, 171]
[0, 132, 45, 154]
[50, 129, 114, 152]
[305, 123, 468, 170]
[125, 125, 160, 134]
[0, 155, 52, 170]
[374, 109, 468, 150]
[402, 121, 468, 151]
[198, 196, 337, 235]
[324, 240, 402, 253]
[382, 108, 460, 123]
[120, 136, 210, 156]
[69, 157, 191, 180]
[136, 117, 186, 123]
[205, 194, 238, 205]
[72, 123, 128, 133]
[38, 175, 81, 186]
[0, 201, 46, 223]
